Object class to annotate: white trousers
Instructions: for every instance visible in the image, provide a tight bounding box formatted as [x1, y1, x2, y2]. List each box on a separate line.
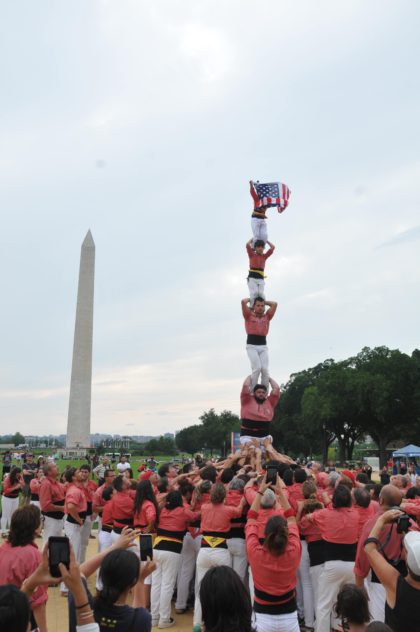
[296, 540, 315, 628]
[228, 537, 248, 583]
[255, 611, 300, 632]
[315, 560, 355, 632]
[79, 515, 93, 563]
[246, 344, 269, 390]
[248, 278, 265, 306]
[239, 435, 272, 449]
[151, 549, 181, 624]
[96, 529, 113, 590]
[193, 547, 231, 626]
[367, 580, 386, 622]
[42, 515, 63, 543]
[29, 500, 41, 509]
[1, 496, 19, 531]
[176, 533, 201, 610]
[64, 520, 83, 563]
[309, 563, 323, 613]
[251, 217, 268, 244]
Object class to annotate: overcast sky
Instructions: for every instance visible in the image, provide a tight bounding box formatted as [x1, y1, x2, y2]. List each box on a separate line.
[1, 1, 419, 438]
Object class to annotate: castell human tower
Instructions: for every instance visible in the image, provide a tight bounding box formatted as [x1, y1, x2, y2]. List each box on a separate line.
[66, 230, 95, 449]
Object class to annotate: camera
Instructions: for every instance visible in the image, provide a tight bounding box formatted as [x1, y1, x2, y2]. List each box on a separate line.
[396, 513, 410, 534]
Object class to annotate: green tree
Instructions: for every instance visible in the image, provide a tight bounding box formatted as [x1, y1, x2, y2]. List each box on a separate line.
[175, 425, 203, 457]
[12, 432, 26, 446]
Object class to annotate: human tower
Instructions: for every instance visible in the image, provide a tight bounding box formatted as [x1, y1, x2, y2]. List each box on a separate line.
[238, 179, 291, 448]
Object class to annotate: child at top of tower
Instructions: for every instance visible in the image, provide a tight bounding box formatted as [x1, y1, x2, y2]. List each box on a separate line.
[246, 238, 275, 306]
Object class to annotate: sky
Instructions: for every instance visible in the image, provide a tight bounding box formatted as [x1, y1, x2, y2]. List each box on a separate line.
[0, 1, 419, 438]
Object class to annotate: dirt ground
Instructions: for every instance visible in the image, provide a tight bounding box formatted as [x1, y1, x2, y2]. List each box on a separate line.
[40, 532, 193, 632]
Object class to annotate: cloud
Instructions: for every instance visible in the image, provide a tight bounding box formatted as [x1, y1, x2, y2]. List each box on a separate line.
[376, 226, 420, 249]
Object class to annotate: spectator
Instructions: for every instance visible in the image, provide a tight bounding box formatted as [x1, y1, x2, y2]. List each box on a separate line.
[200, 565, 255, 632]
[116, 455, 131, 474]
[0, 584, 31, 632]
[0, 505, 47, 631]
[364, 512, 420, 631]
[334, 583, 371, 631]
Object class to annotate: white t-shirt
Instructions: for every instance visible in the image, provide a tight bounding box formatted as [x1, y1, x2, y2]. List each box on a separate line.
[117, 462, 131, 473]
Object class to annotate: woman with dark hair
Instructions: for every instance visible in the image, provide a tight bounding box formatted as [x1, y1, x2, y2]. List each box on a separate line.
[300, 484, 359, 632]
[334, 584, 371, 631]
[151, 490, 199, 628]
[29, 468, 44, 509]
[94, 549, 152, 631]
[1, 466, 24, 535]
[245, 476, 301, 632]
[200, 565, 255, 632]
[0, 584, 30, 632]
[193, 483, 246, 629]
[0, 505, 47, 631]
[133, 480, 159, 533]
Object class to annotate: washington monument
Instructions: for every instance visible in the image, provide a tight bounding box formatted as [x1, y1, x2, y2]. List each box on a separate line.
[66, 230, 95, 448]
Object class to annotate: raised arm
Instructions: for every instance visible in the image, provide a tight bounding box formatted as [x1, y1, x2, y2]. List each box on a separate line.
[268, 377, 280, 393]
[265, 300, 277, 319]
[241, 298, 251, 319]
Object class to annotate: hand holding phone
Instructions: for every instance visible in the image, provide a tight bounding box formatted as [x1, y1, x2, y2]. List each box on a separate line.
[139, 534, 153, 562]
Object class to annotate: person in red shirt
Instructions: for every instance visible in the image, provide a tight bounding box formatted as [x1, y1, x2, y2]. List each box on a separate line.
[353, 487, 376, 539]
[246, 476, 301, 632]
[193, 483, 245, 628]
[300, 484, 359, 632]
[246, 238, 275, 306]
[1, 467, 24, 535]
[108, 475, 136, 546]
[241, 297, 277, 391]
[39, 463, 65, 542]
[354, 484, 406, 623]
[79, 464, 98, 563]
[29, 469, 44, 509]
[239, 374, 280, 448]
[63, 467, 87, 565]
[225, 478, 248, 583]
[0, 505, 48, 632]
[151, 490, 198, 628]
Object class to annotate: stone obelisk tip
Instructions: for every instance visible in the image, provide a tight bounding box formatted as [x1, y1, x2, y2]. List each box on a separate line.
[82, 230, 95, 248]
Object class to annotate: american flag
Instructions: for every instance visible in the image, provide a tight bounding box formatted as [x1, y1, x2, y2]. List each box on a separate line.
[250, 180, 291, 213]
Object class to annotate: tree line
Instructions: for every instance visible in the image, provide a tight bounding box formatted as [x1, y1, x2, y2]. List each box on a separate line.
[174, 347, 420, 467]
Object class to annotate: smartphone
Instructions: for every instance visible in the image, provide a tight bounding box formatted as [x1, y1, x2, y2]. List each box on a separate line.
[139, 533, 153, 561]
[266, 466, 278, 486]
[48, 536, 70, 578]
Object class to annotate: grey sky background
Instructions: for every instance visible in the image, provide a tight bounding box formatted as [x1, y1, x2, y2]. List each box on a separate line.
[1, 1, 419, 437]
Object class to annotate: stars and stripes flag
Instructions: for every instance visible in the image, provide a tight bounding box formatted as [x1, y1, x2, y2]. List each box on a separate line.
[250, 180, 291, 213]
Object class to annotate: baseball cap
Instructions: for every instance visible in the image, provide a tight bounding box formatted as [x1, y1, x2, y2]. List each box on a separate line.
[404, 531, 420, 575]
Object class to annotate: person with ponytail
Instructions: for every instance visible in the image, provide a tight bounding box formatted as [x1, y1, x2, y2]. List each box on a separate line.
[151, 490, 199, 628]
[245, 474, 301, 632]
[133, 479, 159, 608]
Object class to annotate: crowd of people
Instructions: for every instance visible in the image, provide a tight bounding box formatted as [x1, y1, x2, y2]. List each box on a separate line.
[1, 447, 420, 632]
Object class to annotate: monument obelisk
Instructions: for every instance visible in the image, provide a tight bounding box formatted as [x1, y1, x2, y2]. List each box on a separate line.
[66, 231, 95, 448]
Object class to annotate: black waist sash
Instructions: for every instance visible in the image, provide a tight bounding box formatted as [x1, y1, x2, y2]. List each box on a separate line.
[247, 334, 267, 345]
[30, 493, 39, 501]
[307, 539, 325, 567]
[43, 498, 65, 519]
[324, 541, 357, 562]
[67, 511, 87, 525]
[248, 268, 265, 280]
[254, 587, 296, 615]
[240, 418, 270, 438]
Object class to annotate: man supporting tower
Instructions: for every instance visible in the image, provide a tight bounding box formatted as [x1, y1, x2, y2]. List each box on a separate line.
[239, 375, 279, 447]
[241, 297, 277, 390]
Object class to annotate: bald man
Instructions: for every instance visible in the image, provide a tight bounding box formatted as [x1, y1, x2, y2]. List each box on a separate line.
[354, 485, 408, 622]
